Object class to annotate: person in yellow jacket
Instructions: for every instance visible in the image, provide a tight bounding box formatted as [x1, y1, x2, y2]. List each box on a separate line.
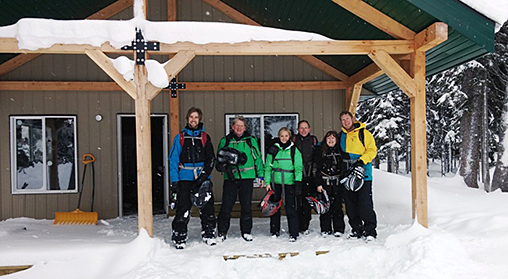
[265, 127, 303, 242]
[339, 111, 378, 241]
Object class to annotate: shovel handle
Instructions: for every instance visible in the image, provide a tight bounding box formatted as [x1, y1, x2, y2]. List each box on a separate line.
[82, 154, 95, 164]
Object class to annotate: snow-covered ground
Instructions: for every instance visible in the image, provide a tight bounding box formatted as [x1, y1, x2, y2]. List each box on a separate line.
[1, 169, 507, 279]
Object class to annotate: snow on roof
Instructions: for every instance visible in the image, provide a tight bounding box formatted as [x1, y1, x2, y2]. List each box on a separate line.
[460, 0, 508, 31]
[0, 18, 332, 51]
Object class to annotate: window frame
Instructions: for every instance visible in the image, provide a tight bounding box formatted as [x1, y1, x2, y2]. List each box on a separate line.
[225, 113, 299, 160]
[10, 115, 79, 194]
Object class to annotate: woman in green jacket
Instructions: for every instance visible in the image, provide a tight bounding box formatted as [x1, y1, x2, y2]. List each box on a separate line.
[265, 127, 303, 242]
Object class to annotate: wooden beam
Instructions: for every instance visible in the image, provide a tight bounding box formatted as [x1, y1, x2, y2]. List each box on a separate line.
[346, 63, 383, 86]
[348, 83, 362, 115]
[0, 38, 415, 56]
[84, 49, 136, 99]
[202, 0, 348, 80]
[332, 0, 415, 40]
[410, 51, 428, 228]
[368, 49, 415, 97]
[146, 50, 195, 100]
[0, 0, 133, 76]
[184, 81, 346, 91]
[0, 80, 346, 91]
[414, 22, 448, 52]
[296, 55, 348, 81]
[156, 40, 415, 55]
[134, 63, 153, 237]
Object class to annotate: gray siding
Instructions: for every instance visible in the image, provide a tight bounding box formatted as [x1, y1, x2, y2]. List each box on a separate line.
[0, 0, 345, 220]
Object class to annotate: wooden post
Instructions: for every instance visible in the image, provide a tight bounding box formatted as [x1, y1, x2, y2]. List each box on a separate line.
[134, 63, 153, 236]
[410, 51, 428, 227]
[349, 83, 362, 115]
[168, 0, 180, 144]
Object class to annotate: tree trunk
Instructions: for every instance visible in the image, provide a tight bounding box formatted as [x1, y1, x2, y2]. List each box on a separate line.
[459, 71, 482, 188]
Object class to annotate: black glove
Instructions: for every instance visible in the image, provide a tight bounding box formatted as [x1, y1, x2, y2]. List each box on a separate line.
[352, 160, 364, 169]
[194, 173, 207, 190]
[216, 162, 228, 173]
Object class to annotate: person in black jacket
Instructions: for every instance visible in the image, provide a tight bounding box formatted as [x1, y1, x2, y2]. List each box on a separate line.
[314, 130, 346, 237]
[291, 120, 319, 234]
[169, 107, 216, 249]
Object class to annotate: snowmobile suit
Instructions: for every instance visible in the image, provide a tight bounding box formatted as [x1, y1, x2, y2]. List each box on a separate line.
[292, 133, 319, 233]
[169, 123, 216, 243]
[216, 132, 264, 236]
[265, 141, 303, 239]
[339, 121, 377, 238]
[315, 144, 346, 234]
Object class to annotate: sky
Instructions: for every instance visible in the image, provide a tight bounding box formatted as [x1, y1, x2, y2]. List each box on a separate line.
[1, 167, 508, 279]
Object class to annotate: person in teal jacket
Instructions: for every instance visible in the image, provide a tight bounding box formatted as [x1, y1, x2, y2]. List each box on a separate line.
[339, 111, 378, 241]
[216, 116, 264, 242]
[265, 127, 303, 242]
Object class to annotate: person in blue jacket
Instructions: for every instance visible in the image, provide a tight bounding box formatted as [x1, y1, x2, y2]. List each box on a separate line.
[169, 107, 216, 249]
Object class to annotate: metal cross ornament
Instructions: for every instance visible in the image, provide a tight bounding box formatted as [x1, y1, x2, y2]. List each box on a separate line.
[121, 28, 159, 65]
[166, 78, 186, 98]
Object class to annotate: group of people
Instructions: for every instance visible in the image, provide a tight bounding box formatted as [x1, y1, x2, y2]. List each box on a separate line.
[169, 107, 378, 250]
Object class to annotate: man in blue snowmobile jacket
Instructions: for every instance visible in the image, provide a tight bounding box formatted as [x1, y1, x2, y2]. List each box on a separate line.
[169, 107, 216, 249]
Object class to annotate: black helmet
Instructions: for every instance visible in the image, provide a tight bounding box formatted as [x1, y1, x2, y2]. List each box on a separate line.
[191, 180, 213, 210]
[306, 189, 330, 214]
[340, 165, 365, 192]
[259, 190, 282, 216]
[217, 147, 247, 166]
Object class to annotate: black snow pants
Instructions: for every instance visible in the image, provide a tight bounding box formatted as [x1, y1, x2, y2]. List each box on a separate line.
[171, 180, 216, 242]
[344, 181, 377, 237]
[319, 179, 345, 234]
[270, 184, 299, 238]
[217, 179, 254, 235]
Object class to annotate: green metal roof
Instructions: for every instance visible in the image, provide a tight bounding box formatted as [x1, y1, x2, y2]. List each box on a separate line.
[0, 0, 496, 95]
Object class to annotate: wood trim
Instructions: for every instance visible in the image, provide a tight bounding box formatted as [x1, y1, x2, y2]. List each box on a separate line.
[415, 22, 448, 52]
[346, 63, 383, 86]
[167, 0, 177, 21]
[0, 80, 346, 91]
[332, 0, 415, 40]
[202, 0, 348, 80]
[368, 49, 415, 97]
[0, 0, 133, 76]
[185, 81, 346, 91]
[84, 49, 136, 98]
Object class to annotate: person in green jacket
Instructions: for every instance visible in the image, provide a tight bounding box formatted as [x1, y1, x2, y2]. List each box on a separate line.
[265, 127, 303, 242]
[216, 116, 264, 242]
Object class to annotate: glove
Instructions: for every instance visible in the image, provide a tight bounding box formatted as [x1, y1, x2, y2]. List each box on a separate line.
[194, 173, 207, 191]
[352, 160, 364, 169]
[216, 162, 228, 173]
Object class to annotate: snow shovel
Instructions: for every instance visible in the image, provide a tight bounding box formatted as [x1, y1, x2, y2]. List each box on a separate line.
[54, 154, 98, 225]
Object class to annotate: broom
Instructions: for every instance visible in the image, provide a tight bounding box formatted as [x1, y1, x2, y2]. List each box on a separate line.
[54, 154, 98, 225]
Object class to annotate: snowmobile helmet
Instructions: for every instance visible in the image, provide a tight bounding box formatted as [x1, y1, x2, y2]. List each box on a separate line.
[217, 147, 247, 166]
[340, 165, 365, 192]
[191, 180, 213, 210]
[259, 190, 282, 216]
[305, 189, 330, 214]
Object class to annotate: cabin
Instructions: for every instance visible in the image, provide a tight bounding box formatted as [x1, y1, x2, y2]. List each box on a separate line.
[0, 0, 496, 235]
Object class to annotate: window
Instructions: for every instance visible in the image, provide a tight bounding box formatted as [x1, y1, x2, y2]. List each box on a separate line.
[10, 116, 78, 194]
[225, 113, 299, 159]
